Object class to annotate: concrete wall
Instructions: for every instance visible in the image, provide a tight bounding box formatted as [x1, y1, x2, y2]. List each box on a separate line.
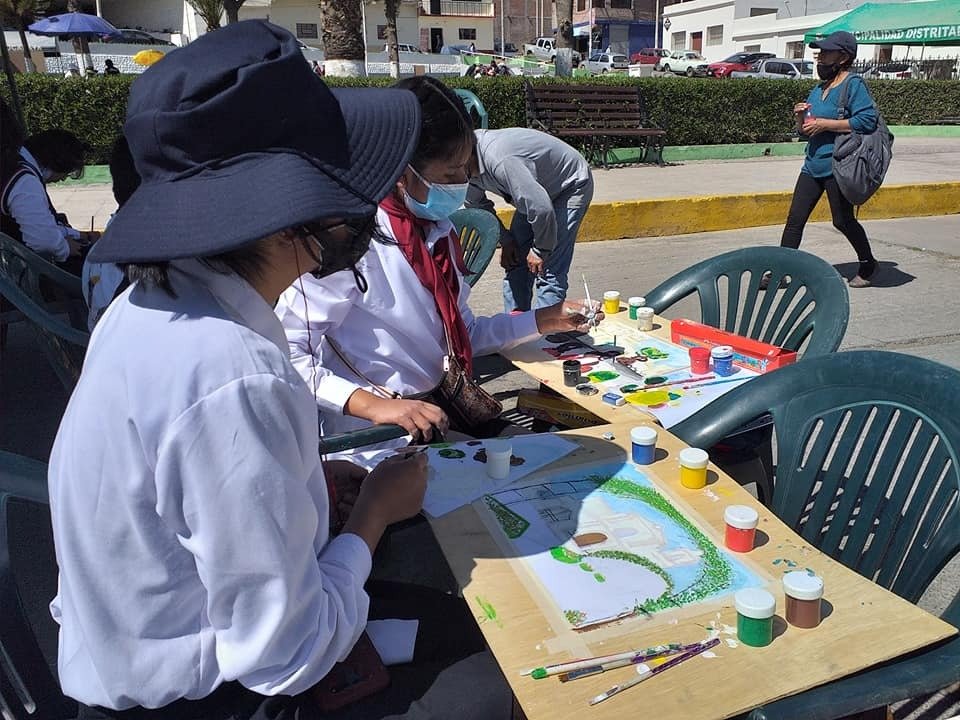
[101, 0, 184, 33]
[419, 15, 495, 50]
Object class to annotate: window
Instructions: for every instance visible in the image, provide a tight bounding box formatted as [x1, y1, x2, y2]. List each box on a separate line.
[706, 25, 723, 46]
[377, 24, 388, 40]
[749, 7, 777, 15]
[295, 22, 318, 39]
[744, 44, 761, 52]
[577, 0, 586, 10]
[671, 31, 686, 51]
[458, 28, 477, 40]
[592, 0, 605, 7]
[610, 0, 631, 8]
[785, 41, 804, 59]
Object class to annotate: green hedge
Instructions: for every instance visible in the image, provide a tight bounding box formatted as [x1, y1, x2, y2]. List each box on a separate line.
[4, 73, 959, 164]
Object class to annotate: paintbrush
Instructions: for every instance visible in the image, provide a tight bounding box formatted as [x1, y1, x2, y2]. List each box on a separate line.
[588, 638, 720, 705]
[642, 375, 716, 390]
[582, 273, 597, 326]
[681, 377, 748, 390]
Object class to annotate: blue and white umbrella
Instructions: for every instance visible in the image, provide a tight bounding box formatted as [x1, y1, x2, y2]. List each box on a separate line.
[28, 12, 121, 76]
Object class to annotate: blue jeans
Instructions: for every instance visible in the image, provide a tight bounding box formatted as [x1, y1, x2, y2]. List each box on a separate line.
[502, 177, 594, 312]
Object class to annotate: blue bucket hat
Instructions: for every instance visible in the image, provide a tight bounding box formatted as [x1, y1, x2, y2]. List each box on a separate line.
[90, 20, 421, 263]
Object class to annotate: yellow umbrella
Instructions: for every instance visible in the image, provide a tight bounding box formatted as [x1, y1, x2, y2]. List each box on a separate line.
[132, 49, 166, 67]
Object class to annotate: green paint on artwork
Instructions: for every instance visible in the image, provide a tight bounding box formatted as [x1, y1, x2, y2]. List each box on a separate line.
[588, 370, 619, 383]
[476, 596, 502, 627]
[619, 383, 641, 393]
[429, 442, 453, 448]
[594, 573, 606, 583]
[640, 346, 669, 360]
[667, 391, 682, 401]
[438, 448, 466, 459]
[564, 609, 588, 625]
[578, 562, 594, 572]
[483, 496, 530, 539]
[550, 546, 582, 564]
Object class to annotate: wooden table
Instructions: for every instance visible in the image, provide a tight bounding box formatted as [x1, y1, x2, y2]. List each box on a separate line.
[503, 308, 758, 429]
[428, 422, 956, 720]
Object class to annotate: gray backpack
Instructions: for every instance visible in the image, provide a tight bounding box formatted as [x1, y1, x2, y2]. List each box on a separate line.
[833, 75, 894, 206]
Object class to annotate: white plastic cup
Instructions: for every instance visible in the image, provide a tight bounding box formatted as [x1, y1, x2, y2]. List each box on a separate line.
[637, 306, 655, 331]
[485, 439, 513, 481]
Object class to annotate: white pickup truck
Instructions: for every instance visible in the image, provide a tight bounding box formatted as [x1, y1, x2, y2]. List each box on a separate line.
[524, 37, 581, 64]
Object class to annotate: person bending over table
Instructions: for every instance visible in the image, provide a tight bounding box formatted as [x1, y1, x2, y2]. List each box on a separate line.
[276, 75, 596, 451]
[49, 22, 511, 720]
[465, 127, 594, 312]
[0, 120, 100, 274]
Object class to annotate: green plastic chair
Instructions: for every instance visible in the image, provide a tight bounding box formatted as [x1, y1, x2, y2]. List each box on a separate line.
[453, 88, 489, 129]
[644, 246, 850, 358]
[451, 208, 500, 288]
[0, 232, 89, 391]
[0, 451, 77, 719]
[670, 350, 960, 720]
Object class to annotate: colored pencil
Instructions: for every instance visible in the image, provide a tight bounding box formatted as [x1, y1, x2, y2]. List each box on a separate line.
[681, 377, 750, 390]
[588, 638, 720, 705]
[525, 641, 692, 679]
[558, 641, 710, 682]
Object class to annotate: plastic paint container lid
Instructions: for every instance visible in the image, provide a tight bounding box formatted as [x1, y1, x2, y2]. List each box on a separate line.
[628, 296, 646, 306]
[735, 588, 776, 619]
[604, 291, 620, 299]
[678, 447, 709, 469]
[637, 307, 655, 317]
[711, 345, 734, 359]
[724, 505, 759, 530]
[782, 571, 824, 601]
[485, 439, 512, 455]
[631, 426, 658, 445]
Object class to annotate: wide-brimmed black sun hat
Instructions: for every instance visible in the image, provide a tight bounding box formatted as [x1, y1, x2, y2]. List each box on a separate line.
[90, 20, 420, 263]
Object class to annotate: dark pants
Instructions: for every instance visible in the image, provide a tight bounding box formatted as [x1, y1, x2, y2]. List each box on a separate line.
[780, 172, 874, 263]
[77, 581, 489, 720]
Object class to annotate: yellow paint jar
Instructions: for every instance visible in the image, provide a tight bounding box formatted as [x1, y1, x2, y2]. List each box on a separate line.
[679, 447, 709, 489]
[603, 291, 621, 314]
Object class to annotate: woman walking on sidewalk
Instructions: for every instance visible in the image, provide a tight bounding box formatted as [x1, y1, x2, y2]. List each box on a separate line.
[778, 30, 879, 288]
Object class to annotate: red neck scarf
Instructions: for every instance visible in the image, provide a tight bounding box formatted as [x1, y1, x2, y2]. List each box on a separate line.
[380, 193, 474, 376]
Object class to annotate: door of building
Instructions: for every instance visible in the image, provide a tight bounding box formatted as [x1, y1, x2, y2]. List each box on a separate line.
[430, 28, 444, 53]
[691, 31, 702, 53]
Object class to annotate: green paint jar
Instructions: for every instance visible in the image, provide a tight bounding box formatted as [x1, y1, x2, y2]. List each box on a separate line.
[735, 588, 776, 647]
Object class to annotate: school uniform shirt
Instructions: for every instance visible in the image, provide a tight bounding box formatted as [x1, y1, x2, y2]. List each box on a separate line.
[0, 147, 79, 260]
[275, 210, 540, 443]
[48, 259, 371, 710]
[465, 128, 592, 255]
[803, 74, 878, 178]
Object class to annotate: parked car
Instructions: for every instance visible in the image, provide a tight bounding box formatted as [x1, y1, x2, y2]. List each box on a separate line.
[523, 36, 581, 64]
[102, 28, 174, 45]
[493, 40, 518, 55]
[659, 50, 709, 77]
[440, 44, 472, 55]
[383, 43, 422, 54]
[708, 51, 775, 78]
[730, 57, 814, 79]
[862, 61, 920, 79]
[585, 52, 629, 73]
[630, 47, 669, 65]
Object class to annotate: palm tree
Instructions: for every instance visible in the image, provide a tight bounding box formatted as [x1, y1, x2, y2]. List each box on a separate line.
[186, 0, 223, 31]
[222, 0, 246, 24]
[320, 0, 365, 77]
[554, 0, 574, 77]
[384, 0, 399, 78]
[0, 0, 49, 72]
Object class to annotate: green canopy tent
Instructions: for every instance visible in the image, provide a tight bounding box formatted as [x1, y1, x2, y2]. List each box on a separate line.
[804, 0, 960, 46]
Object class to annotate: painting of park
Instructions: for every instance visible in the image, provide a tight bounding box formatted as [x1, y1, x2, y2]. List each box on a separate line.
[481, 461, 765, 630]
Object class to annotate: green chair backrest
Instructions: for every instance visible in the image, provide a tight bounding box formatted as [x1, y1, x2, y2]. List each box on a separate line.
[644, 246, 849, 358]
[453, 88, 489, 129]
[671, 350, 960, 604]
[450, 208, 500, 288]
[0, 232, 89, 391]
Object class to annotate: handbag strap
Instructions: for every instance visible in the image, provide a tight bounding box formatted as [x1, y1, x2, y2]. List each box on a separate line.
[325, 336, 402, 400]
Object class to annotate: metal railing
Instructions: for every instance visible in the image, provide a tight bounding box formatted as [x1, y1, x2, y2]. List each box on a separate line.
[850, 55, 959, 80]
[420, 0, 495, 16]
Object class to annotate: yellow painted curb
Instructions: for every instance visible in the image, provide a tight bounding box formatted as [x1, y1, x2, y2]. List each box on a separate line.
[495, 182, 960, 242]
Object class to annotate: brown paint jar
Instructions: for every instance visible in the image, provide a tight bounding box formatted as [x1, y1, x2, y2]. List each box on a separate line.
[783, 571, 824, 629]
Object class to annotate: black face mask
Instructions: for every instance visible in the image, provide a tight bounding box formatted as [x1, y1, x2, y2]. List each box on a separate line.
[817, 62, 842, 81]
[299, 215, 374, 292]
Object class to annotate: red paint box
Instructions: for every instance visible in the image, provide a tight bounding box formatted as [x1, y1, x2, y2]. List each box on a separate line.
[724, 505, 759, 552]
[689, 347, 711, 374]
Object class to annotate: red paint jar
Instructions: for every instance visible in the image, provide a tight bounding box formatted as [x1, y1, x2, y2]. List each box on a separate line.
[689, 347, 711, 375]
[724, 505, 759, 552]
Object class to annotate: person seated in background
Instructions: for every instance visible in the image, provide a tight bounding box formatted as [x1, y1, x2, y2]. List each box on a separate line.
[0, 125, 99, 274]
[81, 135, 139, 330]
[484, 59, 499, 76]
[50, 20, 511, 720]
[465, 126, 594, 312]
[276, 75, 596, 452]
[103, 58, 120, 74]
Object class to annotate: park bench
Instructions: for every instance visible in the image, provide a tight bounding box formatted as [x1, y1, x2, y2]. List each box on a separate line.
[523, 81, 667, 168]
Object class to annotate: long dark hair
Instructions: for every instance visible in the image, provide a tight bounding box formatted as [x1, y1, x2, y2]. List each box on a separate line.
[390, 76, 474, 171]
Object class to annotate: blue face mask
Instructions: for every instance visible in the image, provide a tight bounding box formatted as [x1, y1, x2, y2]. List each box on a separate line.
[403, 165, 469, 221]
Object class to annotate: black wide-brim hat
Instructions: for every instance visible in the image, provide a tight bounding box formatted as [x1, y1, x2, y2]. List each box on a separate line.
[91, 21, 420, 264]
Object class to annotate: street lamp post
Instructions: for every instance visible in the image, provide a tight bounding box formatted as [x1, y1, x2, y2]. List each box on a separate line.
[500, 0, 505, 55]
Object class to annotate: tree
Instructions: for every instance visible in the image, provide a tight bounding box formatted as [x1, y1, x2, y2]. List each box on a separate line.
[186, 0, 224, 31]
[554, 0, 574, 77]
[223, 0, 246, 24]
[384, 0, 399, 78]
[0, 0, 48, 72]
[320, 0, 365, 77]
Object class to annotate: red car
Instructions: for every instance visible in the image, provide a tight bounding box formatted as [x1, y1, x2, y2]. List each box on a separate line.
[708, 51, 775, 78]
[630, 48, 669, 65]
